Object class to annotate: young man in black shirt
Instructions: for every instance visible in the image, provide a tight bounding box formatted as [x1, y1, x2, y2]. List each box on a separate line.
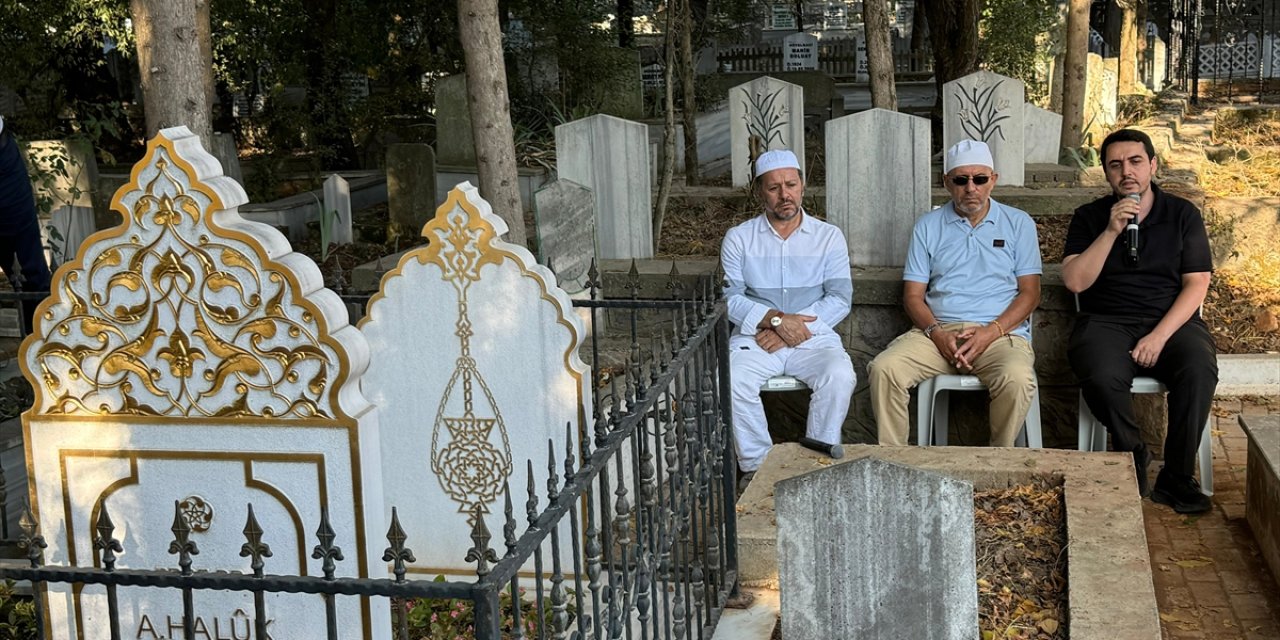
[1062, 129, 1217, 514]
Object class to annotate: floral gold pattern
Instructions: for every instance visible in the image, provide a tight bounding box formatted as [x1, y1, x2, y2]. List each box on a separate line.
[23, 136, 345, 420]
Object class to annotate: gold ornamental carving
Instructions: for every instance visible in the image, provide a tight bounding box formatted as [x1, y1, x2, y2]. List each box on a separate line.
[23, 134, 346, 420]
[421, 191, 513, 524]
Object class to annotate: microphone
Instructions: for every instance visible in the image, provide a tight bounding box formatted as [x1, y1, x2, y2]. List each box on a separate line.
[1124, 193, 1141, 267]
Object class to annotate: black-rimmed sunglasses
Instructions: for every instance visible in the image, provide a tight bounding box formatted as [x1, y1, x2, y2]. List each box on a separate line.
[948, 174, 991, 187]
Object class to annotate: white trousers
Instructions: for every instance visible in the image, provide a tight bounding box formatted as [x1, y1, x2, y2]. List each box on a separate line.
[729, 343, 856, 472]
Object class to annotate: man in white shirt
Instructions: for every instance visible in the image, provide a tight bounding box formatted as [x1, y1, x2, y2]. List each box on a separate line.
[721, 150, 855, 481]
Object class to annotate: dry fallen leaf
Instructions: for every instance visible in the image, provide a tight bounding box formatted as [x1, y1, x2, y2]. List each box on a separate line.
[1174, 556, 1214, 569]
[1039, 618, 1060, 634]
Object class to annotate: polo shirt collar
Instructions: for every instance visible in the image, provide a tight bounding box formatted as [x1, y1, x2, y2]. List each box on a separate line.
[944, 198, 1004, 227]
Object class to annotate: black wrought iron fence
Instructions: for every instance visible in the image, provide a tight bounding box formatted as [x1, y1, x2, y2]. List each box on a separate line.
[0, 261, 740, 640]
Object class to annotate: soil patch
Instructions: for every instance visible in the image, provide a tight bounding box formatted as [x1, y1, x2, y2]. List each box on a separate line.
[769, 479, 1067, 639]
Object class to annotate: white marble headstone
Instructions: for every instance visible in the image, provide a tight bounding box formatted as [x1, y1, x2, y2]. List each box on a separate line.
[825, 108, 931, 267]
[784, 33, 820, 71]
[729, 76, 805, 187]
[360, 182, 592, 577]
[776, 457, 977, 639]
[20, 126, 390, 639]
[555, 114, 652, 259]
[943, 70, 1026, 186]
[1023, 104, 1063, 164]
[323, 174, 355, 246]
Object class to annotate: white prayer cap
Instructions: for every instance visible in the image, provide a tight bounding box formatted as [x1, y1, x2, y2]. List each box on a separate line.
[754, 149, 802, 179]
[944, 139, 995, 173]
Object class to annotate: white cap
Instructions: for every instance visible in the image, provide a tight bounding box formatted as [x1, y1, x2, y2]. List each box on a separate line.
[754, 149, 802, 179]
[944, 139, 994, 173]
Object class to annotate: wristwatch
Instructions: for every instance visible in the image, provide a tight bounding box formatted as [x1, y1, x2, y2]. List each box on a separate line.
[923, 322, 942, 338]
[770, 314, 783, 328]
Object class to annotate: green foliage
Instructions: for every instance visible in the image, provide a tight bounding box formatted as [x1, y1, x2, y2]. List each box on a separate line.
[978, 0, 1061, 103]
[0, 580, 37, 639]
[402, 575, 575, 639]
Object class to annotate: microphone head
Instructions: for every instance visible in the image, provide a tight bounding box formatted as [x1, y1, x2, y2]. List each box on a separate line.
[1124, 192, 1142, 202]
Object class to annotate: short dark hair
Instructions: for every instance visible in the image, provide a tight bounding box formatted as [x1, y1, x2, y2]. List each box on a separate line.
[1100, 129, 1156, 162]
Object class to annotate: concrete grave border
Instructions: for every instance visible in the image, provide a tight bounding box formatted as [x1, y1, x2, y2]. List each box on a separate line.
[736, 444, 1160, 640]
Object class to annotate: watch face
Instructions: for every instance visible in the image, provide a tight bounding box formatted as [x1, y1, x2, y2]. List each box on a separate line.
[771, 316, 782, 327]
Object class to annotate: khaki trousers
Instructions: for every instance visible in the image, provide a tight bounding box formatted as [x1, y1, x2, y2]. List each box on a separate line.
[868, 322, 1036, 447]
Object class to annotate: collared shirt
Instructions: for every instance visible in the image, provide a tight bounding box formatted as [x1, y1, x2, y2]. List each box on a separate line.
[1063, 183, 1212, 318]
[903, 198, 1042, 339]
[721, 211, 852, 350]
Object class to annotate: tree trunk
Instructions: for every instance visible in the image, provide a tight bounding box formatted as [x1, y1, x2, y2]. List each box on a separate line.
[457, 0, 527, 247]
[130, 0, 214, 148]
[679, 0, 699, 185]
[1060, 0, 1089, 152]
[863, 0, 897, 110]
[1118, 1, 1139, 93]
[922, 0, 981, 115]
[653, 0, 679, 245]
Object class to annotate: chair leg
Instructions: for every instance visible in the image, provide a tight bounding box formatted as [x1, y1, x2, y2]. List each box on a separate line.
[1198, 417, 1214, 496]
[1022, 386, 1043, 448]
[934, 389, 950, 446]
[1077, 394, 1093, 451]
[915, 378, 936, 446]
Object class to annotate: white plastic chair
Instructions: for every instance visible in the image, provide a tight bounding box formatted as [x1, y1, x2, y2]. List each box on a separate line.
[761, 374, 808, 392]
[916, 374, 1043, 448]
[1077, 379, 1214, 495]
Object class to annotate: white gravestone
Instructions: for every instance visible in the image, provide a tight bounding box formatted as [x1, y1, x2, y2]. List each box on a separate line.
[323, 174, 355, 246]
[360, 182, 592, 576]
[784, 32, 820, 71]
[20, 126, 390, 639]
[776, 457, 978, 640]
[943, 70, 1026, 186]
[826, 109, 931, 267]
[555, 114, 652, 259]
[1023, 104, 1063, 164]
[728, 76, 805, 187]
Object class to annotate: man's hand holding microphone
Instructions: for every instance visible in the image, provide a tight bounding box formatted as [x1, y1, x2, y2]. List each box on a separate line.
[1111, 192, 1143, 268]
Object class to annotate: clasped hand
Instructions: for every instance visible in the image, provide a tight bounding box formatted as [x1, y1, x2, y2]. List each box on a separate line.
[931, 325, 1000, 372]
[755, 313, 817, 353]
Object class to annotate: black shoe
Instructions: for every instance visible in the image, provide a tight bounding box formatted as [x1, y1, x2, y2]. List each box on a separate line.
[1152, 471, 1212, 514]
[1133, 446, 1153, 498]
[736, 471, 756, 497]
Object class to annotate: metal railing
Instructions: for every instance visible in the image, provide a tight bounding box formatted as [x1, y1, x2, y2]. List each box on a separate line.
[0, 260, 740, 640]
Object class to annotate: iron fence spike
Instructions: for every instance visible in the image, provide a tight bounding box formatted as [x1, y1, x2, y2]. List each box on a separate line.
[240, 504, 273, 577]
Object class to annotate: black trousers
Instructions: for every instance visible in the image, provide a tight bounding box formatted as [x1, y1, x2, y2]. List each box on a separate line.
[1068, 313, 1218, 478]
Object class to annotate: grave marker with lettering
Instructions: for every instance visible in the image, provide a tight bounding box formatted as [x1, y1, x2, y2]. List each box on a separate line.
[21, 126, 390, 639]
[784, 33, 820, 71]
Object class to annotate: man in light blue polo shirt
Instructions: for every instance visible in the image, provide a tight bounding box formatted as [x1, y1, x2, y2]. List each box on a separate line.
[722, 150, 855, 481]
[868, 140, 1042, 446]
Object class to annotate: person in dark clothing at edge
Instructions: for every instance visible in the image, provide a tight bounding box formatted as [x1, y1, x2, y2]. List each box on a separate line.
[0, 115, 52, 333]
[1062, 128, 1217, 514]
